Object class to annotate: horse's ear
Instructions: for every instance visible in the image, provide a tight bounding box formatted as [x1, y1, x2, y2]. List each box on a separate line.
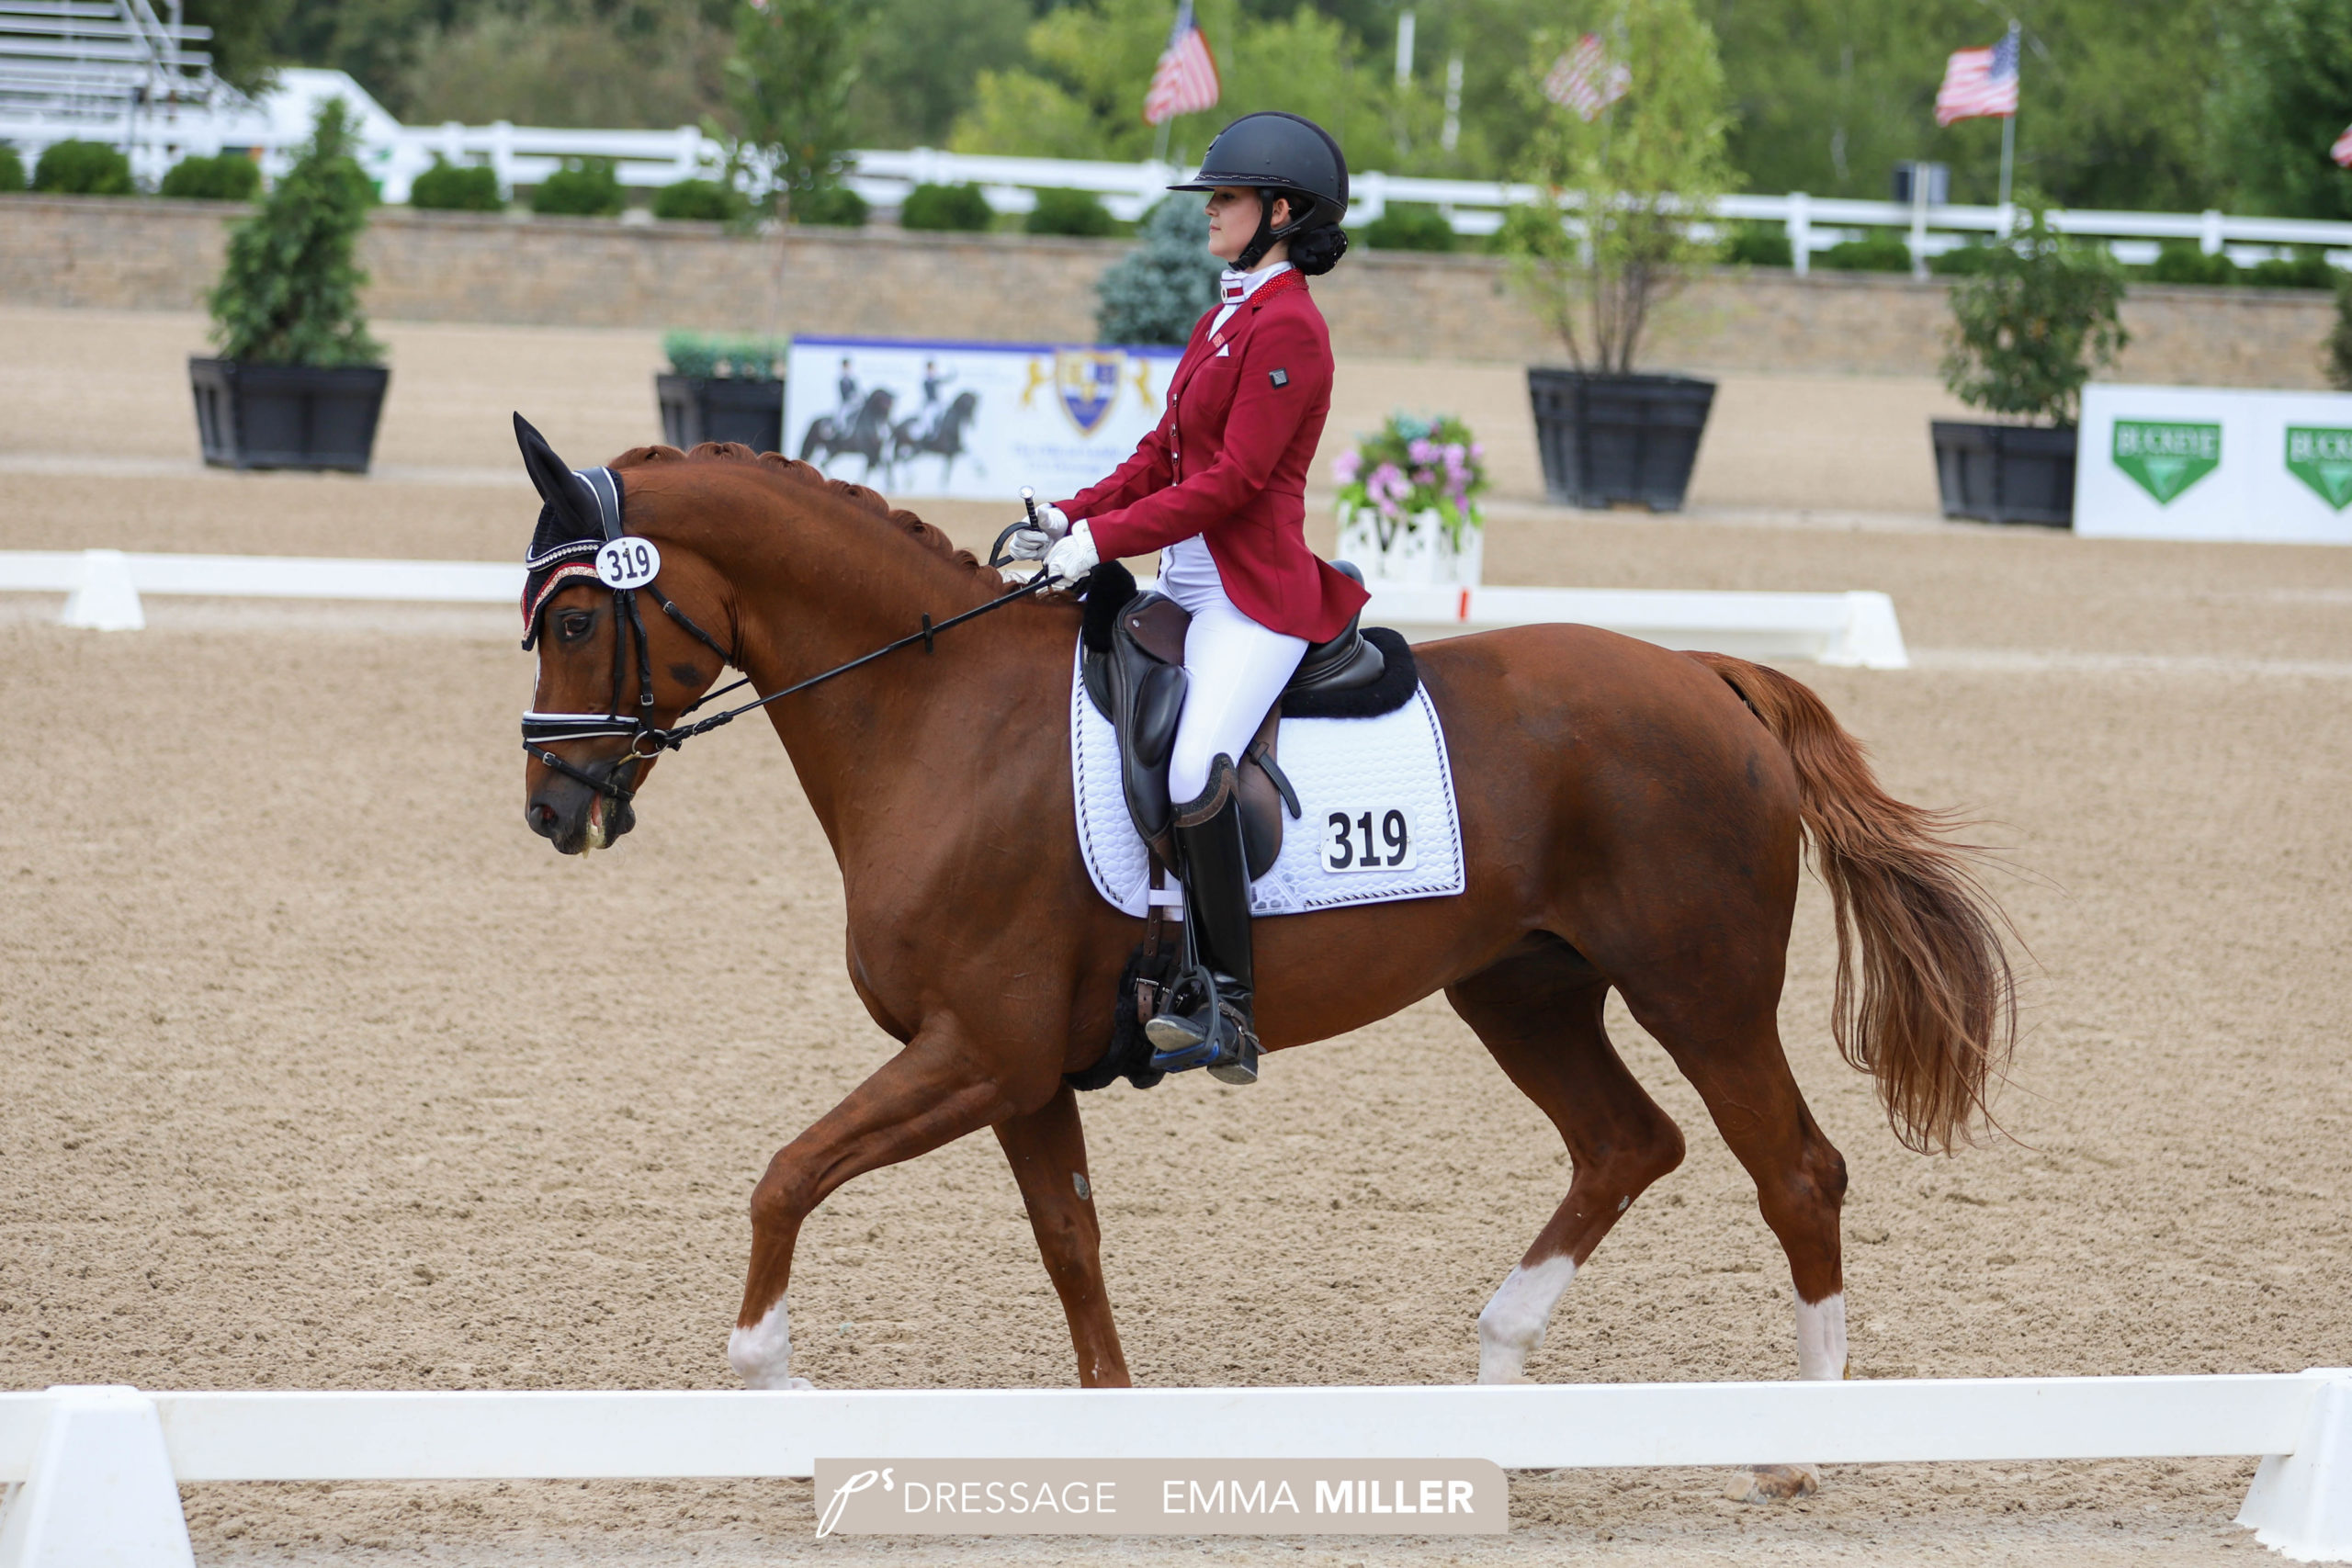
[514, 412, 590, 526]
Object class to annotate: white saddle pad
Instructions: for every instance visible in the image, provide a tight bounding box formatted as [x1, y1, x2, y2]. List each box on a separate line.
[1070, 641, 1465, 919]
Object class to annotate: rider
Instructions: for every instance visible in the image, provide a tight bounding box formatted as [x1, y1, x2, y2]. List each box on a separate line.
[916, 358, 955, 443]
[831, 356, 860, 433]
[1036, 112, 1364, 1084]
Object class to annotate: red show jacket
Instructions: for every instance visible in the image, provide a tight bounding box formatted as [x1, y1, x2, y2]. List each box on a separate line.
[1059, 271, 1368, 645]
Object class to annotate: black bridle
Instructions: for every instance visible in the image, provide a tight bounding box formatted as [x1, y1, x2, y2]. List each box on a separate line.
[520, 466, 1057, 807]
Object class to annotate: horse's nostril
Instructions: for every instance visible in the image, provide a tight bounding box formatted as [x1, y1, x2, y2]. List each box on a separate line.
[526, 800, 560, 838]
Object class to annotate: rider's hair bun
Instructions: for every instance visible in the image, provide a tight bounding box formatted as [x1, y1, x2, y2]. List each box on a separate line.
[1291, 223, 1348, 277]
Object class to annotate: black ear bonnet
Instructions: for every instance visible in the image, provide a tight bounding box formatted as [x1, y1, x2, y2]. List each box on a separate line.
[515, 412, 625, 647]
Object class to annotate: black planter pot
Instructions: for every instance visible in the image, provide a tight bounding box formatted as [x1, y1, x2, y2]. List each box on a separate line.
[1930, 421, 2076, 527]
[1527, 368, 1717, 512]
[188, 357, 390, 472]
[656, 374, 786, 453]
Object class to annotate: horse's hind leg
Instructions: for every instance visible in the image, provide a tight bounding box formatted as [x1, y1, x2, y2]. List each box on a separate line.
[993, 1083, 1132, 1388]
[1614, 972, 1849, 1501]
[1445, 939, 1687, 1384]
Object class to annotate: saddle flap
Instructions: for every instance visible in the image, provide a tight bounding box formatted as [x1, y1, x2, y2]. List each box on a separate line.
[1121, 596, 1191, 666]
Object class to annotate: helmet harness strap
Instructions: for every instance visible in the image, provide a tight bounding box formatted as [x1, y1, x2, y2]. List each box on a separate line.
[1237, 187, 1312, 273]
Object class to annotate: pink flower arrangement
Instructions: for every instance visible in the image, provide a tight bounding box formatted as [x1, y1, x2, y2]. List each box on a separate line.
[1332, 412, 1488, 545]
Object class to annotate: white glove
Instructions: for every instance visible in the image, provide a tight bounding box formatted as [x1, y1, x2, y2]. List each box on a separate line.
[1042, 518, 1099, 584]
[1001, 502, 1070, 562]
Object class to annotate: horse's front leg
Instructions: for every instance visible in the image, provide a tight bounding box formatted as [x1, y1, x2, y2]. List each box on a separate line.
[995, 1082, 1130, 1387]
[728, 1027, 1015, 1389]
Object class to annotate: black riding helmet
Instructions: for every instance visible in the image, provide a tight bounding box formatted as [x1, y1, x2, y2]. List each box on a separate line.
[1169, 111, 1350, 273]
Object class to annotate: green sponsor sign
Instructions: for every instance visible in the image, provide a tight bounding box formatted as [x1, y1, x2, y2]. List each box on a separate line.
[2285, 425, 2352, 510]
[2112, 419, 2221, 504]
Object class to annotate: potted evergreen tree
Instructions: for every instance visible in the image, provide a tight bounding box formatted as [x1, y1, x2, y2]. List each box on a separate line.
[1933, 198, 2128, 526]
[656, 332, 786, 452]
[1507, 0, 1731, 512]
[189, 100, 389, 471]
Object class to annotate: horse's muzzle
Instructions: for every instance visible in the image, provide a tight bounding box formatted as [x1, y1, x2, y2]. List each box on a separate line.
[526, 766, 636, 855]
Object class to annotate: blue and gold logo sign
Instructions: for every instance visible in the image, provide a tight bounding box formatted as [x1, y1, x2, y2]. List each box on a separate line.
[1055, 350, 1126, 436]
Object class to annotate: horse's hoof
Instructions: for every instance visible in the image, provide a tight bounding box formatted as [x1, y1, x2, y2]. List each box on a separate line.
[1724, 1463, 1820, 1503]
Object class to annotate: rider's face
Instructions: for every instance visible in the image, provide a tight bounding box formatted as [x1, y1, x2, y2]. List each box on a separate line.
[1206, 186, 1292, 265]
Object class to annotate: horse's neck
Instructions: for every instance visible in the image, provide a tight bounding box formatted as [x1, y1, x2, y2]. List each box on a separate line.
[707, 481, 992, 837]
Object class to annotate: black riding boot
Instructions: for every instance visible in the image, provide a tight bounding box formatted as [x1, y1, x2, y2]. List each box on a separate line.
[1145, 758, 1261, 1085]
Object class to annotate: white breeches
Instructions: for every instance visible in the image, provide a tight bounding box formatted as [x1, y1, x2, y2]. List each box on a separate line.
[1159, 538, 1306, 806]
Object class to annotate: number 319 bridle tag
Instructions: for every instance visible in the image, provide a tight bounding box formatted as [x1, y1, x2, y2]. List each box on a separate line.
[595, 536, 662, 589]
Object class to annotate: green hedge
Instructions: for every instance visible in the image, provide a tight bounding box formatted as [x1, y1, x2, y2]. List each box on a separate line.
[2244, 248, 2335, 289]
[531, 157, 624, 217]
[159, 152, 261, 202]
[1722, 221, 1792, 267]
[900, 182, 992, 231]
[662, 331, 787, 380]
[34, 140, 133, 196]
[653, 177, 740, 222]
[1024, 187, 1114, 237]
[1815, 231, 1913, 272]
[0, 143, 24, 192]
[792, 185, 868, 226]
[411, 156, 503, 211]
[1359, 203, 1455, 253]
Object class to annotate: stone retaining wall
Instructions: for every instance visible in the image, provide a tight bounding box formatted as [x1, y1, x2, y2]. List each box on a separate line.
[1, 194, 2333, 388]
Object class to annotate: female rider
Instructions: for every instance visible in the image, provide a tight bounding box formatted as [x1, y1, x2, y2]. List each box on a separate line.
[1035, 112, 1366, 1086]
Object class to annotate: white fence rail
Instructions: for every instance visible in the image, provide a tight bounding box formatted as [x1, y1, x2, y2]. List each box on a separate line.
[0, 549, 1906, 667]
[5, 68, 2350, 277]
[0, 1373, 2346, 1563]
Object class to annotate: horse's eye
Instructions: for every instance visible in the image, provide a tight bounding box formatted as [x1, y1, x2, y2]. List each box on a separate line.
[556, 609, 594, 642]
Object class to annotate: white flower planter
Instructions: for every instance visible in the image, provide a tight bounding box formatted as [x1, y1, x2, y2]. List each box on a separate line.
[1334, 502, 1484, 588]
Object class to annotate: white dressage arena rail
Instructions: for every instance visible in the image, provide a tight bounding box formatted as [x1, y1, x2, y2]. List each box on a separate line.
[0, 550, 1907, 668]
[0, 1373, 2346, 1563]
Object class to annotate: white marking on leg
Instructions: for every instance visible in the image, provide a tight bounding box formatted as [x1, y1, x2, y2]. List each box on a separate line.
[1476, 1255, 1577, 1384]
[1794, 1292, 1847, 1382]
[727, 1295, 814, 1390]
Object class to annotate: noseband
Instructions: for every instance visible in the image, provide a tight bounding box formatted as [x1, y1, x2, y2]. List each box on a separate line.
[520, 466, 1055, 808]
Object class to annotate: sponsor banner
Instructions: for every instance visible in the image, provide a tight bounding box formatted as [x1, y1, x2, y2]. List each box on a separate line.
[784, 335, 1184, 502]
[2075, 384, 2352, 543]
[813, 1458, 1508, 1537]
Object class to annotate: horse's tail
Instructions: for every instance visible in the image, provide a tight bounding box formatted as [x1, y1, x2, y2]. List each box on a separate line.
[1688, 652, 2017, 1155]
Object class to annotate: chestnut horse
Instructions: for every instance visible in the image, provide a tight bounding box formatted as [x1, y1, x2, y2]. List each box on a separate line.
[519, 439, 2012, 1454]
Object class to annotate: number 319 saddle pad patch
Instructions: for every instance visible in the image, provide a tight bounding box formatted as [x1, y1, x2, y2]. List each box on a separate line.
[1070, 645, 1465, 919]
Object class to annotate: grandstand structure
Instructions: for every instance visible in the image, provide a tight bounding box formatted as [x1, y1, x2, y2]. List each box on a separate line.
[0, 0, 262, 183]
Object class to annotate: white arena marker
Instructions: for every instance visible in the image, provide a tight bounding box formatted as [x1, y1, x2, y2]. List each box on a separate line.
[59, 549, 144, 631]
[2239, 1371, 2352, 1562]
[0, 1386, 194, 1568]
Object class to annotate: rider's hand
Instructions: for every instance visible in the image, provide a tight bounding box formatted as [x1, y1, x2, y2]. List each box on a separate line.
[1043, 519, 1099, 585]
[1001, 502, 1070, 563]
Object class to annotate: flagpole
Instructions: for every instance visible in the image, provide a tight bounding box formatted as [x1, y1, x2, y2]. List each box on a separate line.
[1996, 20, 2018, 226]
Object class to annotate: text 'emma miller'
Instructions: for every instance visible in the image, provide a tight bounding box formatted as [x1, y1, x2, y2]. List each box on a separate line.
[813, 1458, 1509, 1536]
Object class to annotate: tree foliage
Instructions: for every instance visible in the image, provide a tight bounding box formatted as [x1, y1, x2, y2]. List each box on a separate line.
[1939, 199, 2127, 427]
[1506, 0, 1733, 374]
[951, 0, 1395, 173]
[728, 0, 865, 217]
[209, 100, 382, 367]
[2210, 0, 2352, 220]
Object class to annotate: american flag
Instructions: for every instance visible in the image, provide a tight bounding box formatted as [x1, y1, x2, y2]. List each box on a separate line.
[1543, 33, 1630, 122]
[2333, 123, 2352, 169]
[1143, 2, 1218, 127]
[1935, 25, 2019, 127]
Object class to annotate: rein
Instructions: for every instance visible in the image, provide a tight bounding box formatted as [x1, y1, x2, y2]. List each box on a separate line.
[520, 464, 1055, 805]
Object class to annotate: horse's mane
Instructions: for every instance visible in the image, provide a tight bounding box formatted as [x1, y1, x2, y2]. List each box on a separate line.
[613, 442, 1003, 589]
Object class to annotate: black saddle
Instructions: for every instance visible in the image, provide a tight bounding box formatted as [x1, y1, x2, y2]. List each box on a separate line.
[1080, 560, 1418, 877]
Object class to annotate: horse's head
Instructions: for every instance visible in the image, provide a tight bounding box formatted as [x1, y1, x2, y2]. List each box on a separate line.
[514, 415, 733, 856]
